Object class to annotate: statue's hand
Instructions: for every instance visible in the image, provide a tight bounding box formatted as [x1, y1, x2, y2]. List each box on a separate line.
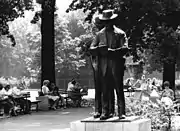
[89, 46, 98, 50]
[98, 45, 108, 56]
[108, 48, 116, 52]
[115, 47, 130, 56]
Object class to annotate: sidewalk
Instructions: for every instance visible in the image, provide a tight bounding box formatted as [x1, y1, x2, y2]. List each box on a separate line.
[0, 107, 92, 131]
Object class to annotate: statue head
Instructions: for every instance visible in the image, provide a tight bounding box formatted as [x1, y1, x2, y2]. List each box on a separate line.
[98, 9, 118, 29]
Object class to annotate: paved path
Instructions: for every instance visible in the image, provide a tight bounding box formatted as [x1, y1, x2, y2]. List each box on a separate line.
[0, 107, 92, 131]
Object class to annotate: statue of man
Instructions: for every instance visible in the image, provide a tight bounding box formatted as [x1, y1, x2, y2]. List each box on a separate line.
[89, 9, 129, 120]
[90, 16, 115, 119]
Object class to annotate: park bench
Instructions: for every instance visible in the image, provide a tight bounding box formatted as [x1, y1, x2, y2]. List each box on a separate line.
[23, 92, 41, 112]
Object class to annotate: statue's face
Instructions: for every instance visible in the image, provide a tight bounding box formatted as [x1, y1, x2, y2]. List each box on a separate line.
[104, 21, 113, 27]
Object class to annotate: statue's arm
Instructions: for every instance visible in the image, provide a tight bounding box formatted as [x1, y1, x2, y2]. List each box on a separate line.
[90, 34, 99, 48]
[114, 32, 128, 51]
[114, 32, 129, 56]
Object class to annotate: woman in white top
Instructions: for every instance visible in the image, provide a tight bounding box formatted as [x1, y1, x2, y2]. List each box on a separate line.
[160, 81, 174, 107]
[42, 80, 59, 110]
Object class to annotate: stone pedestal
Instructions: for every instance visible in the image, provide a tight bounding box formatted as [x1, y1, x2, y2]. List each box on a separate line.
[70, 116, 151, 131]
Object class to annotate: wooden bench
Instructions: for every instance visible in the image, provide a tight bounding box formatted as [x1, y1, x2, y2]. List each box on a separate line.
[23, 92, 41, 112]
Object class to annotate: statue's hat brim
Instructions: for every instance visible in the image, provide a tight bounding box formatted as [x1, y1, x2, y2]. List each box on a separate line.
[99, 14, 118, 20]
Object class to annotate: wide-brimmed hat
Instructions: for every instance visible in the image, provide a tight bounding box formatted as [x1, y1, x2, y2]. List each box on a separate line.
[99, 9, 118, 21]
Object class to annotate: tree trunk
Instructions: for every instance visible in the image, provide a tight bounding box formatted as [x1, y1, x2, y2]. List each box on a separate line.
[163, 61, 175, 91]
[41, 0, 56, 86]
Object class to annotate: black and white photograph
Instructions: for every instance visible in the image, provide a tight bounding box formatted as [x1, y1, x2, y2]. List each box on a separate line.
[0, 0, 180, 131]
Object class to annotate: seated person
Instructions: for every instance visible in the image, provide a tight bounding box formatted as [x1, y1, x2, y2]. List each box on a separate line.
[125, 78, 134, 92]
[11, 85, 31, 114]
[67, 79, 82, 107]
[152, 78, 162, 91]
[14, 85, 31, 114]
[50, 83, 66, 108]
[0, 84, 14, 117]
[67, 79, 82, 92]
[42, 80, 59, 110]
[160, 81, 174, 106]
[4, 85, 18, 113]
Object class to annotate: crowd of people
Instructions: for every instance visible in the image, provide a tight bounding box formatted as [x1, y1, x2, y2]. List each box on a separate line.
[1, 74, 176, 118]
[124, 75, 175, 107]
[0, 83, 31, 118]
[0, 78, 86, 118]
[41, 79, 86, 109]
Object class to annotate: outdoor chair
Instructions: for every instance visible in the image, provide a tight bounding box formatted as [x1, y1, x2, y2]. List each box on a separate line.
[67, 91, 82, 107]
[67, 87, 88, 107]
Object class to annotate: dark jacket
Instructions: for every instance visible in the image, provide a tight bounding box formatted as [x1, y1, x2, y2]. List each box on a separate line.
[90, 26, 128, 76]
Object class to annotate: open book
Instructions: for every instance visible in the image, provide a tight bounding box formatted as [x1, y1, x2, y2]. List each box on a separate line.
[89, 45, 108, 56]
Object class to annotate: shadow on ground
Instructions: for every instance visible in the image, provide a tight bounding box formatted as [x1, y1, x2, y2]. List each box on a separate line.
[0, 107, 92, 131]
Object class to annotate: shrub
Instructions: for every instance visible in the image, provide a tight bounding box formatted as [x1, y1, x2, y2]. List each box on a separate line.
[124, 97, 177, 131]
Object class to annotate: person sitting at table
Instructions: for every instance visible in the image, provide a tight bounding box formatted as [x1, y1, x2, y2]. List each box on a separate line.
[160, 81, 174, 107]
[11, 85, 31, 114]
[42, 80, 59, 110]
[0, 84, 15, 117]
[125, 78, 134, 92]
[67, 79, 83, 107]
[50, 83, 66, 109]
[4, 85, 17, 110]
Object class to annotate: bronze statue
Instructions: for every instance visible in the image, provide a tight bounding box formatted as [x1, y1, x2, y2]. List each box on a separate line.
[90, 17, 115, 119]
[89, 10, 129, 120]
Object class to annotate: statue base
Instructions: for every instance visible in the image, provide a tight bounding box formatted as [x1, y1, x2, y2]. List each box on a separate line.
[70, 116, 151, 131]
[81, 116, 140, 122]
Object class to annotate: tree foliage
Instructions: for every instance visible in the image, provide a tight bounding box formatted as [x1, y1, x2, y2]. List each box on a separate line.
[67, 0, 180, 72]
[0, 15, 40, 78]
[0, 0, 34, 46]
[54, 15, 86, 74]
[0, 10, 87, 79]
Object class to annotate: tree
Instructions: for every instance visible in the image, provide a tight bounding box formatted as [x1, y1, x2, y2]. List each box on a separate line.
[65, 10, 87, 39]
[40, 0, 56, 85]
[0, 0, 33, 46]
[0, 14, 41, 79]
[54, 16, 86, 75]
[34, 1, 87, 85]
[67, 0, 180, 90]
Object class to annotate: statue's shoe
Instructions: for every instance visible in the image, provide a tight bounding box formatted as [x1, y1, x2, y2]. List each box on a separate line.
[93, 112, 101, 118]
[119, 115, 126, 119]
[100, 114, 110, 120]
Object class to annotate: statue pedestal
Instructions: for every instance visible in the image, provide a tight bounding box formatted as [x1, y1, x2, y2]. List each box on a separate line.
[70, 116, 151, 131]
